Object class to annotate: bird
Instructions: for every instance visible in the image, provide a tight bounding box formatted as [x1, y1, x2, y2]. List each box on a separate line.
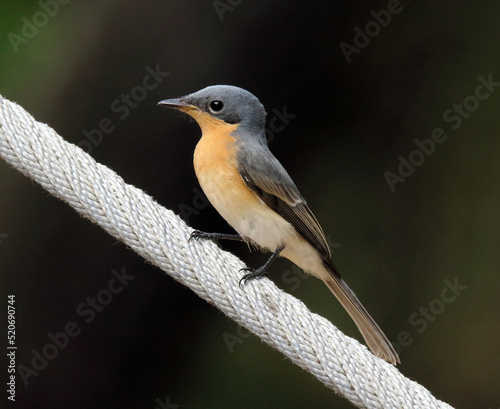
[158, 85, 400, 364]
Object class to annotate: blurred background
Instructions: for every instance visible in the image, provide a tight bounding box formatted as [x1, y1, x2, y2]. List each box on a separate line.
[1, 0, 499, 408]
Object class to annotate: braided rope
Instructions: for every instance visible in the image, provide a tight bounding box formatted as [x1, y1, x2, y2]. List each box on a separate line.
[0, 95, 453, 409]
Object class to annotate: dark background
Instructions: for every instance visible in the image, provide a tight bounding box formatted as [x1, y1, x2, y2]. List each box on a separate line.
[1, 1, 499, 408]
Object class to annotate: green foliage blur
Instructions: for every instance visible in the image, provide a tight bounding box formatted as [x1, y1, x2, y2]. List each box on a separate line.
[1, 1, 499, 408]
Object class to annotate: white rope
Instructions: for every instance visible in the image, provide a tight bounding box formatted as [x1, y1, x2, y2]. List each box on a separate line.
[0, 95, 454, 409]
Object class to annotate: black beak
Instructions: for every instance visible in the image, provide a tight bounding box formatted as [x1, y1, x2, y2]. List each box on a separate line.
[157, 98, 196, 110]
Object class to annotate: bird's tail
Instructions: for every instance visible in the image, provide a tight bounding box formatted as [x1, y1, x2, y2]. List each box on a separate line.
[322, 261, 400, 364]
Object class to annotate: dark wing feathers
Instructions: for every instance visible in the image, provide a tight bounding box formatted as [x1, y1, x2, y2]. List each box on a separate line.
[274, 199, 332, 260]
[237, 141, 398, 363]
[237, 147, 332, 261]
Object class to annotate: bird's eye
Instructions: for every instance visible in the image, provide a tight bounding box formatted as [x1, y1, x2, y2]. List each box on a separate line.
[209, 100, 224, 113]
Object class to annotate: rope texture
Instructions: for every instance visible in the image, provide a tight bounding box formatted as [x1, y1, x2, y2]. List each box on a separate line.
[0, 95, 454, 409]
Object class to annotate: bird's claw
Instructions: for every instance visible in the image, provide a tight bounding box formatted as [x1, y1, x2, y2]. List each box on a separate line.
[189, 230, 208, 242]
[238, 267, 269, 287]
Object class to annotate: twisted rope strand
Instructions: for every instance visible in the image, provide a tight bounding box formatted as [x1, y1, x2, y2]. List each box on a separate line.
[0, 95, 453, 409]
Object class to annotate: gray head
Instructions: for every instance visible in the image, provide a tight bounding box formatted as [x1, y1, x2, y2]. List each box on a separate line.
[158, 85, 266, 133]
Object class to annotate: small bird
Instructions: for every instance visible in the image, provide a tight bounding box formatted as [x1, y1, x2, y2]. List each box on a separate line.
[158, 85, 399, 364]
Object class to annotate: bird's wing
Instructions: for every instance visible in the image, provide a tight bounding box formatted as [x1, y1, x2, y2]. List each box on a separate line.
[237, 143, 399, 364]
[237, 142, 332, 260]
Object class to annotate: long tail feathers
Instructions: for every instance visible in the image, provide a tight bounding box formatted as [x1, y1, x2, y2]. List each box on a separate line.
[322, 264, 400, 365]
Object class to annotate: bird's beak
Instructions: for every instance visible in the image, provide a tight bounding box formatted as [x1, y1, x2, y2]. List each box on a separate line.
[157, 98, 197, 112]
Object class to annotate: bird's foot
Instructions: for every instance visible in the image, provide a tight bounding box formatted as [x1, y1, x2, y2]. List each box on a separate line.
[189, 230, 213, 242]
[239, 266, 269, 287]
[238, 244, 285, 287]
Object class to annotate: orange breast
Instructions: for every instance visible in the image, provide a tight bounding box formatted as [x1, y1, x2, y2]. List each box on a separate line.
[192, 114, 240, 181]
[192, 116, 264, 227]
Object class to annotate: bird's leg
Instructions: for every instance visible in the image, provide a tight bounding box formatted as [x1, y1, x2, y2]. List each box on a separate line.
[239, 244, 285, 287]
[189, 230, 244, 243]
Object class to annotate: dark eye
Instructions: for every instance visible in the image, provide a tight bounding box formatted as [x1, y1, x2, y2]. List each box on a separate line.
[209, 100, 224, 113]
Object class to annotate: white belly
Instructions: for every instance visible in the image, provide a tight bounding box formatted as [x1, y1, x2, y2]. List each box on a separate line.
[197, 168, 296, 252]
